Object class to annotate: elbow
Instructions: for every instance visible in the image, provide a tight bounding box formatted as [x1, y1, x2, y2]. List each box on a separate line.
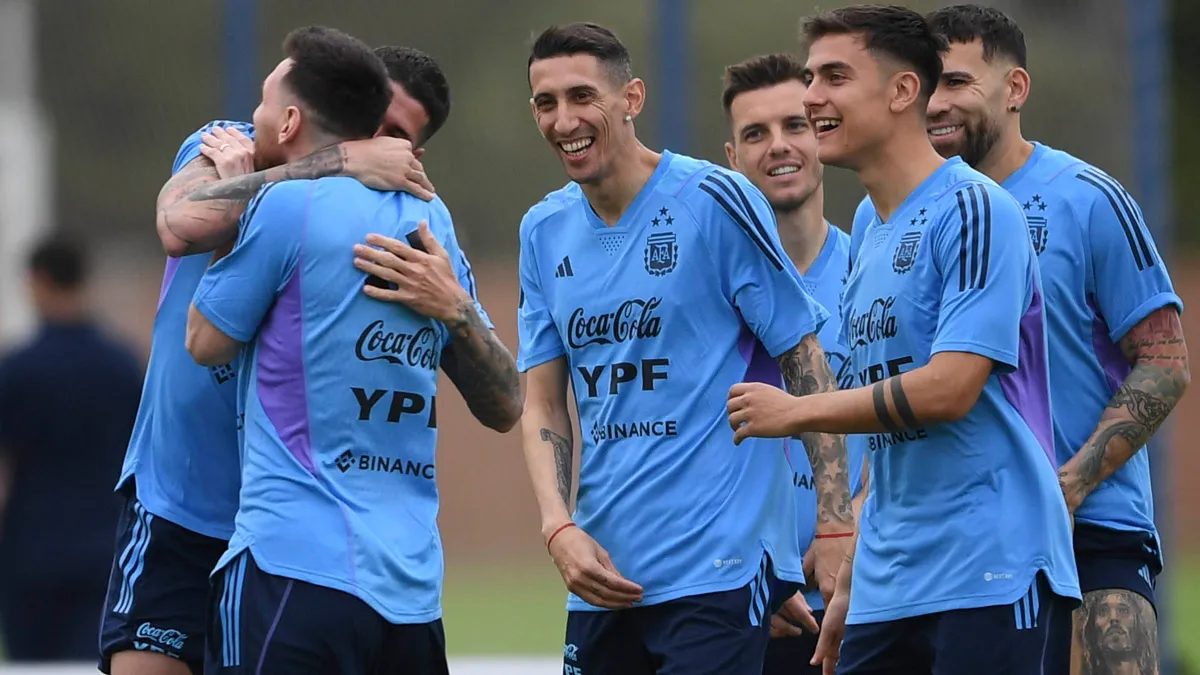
[157, 211, 190, 258]
[482, 390, 526, 433]
[185, 320, 223, 367]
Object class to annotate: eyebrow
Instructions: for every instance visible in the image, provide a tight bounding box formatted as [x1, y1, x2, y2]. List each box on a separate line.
[804, 60, 854, 78]
[941, 69, 975, 80]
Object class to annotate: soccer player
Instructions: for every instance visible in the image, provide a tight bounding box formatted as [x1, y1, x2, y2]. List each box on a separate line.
[924, 6, 1191, 673]
[185, 27, 516, 674]
[720, 52, 869, 672]
[517, 23, 853, 675]
[97, 42, 483, 675]
[726, 6, 1081, 674]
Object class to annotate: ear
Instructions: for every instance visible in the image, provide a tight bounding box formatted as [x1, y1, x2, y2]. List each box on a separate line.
[724, 141, 739, 171]
[413, 147, 426, 160]
[279, 106, 303, 145]
[624, 77, 647, 120]
[1006, 67, 1031, 113]
[888, 70, 923, 115]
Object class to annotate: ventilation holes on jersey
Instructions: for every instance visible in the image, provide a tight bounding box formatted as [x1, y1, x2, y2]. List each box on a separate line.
[598, 233, 625, 255]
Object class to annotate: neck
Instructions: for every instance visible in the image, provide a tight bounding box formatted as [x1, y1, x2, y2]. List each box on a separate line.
[38, 293, 87, 325]
[581, 141, 662, 226]
[775, 188, 829, 275]
[858, 123, 946, 222]
[975, 124, 1035, 185]
[283, 131, 342, 165]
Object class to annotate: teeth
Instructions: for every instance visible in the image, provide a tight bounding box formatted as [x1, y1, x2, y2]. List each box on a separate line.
[769, 166, 799, 176]
[929, 126, 960, 137]
[815, 119, 840, 132]
[560, 138, 594, 154]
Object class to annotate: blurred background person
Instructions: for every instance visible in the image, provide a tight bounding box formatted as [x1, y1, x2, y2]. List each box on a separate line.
[0, 237, 143, 662]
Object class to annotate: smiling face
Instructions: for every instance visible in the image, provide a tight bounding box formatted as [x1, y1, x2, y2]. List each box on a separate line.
[926, 39, 1010, 167]
[725, 80, 823, 213]
[528, 54, 642, 185]
[801, 33, 901, 170]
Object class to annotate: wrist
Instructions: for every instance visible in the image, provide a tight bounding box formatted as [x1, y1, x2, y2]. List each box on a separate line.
[541, 514, 574, 543]
[443, 295, 479, 331]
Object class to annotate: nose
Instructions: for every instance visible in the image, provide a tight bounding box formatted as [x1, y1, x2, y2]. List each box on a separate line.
[553, 106, 580, 139]
[801, 81, 825, 113]
[767, 128, 791, 156]
[927, 86, 951, 119]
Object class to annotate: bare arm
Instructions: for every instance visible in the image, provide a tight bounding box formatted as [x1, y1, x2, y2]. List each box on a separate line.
[439, 303, 524, 433]
[185, 303, 241, 367]
[1058, 306, 1190, 512]
[519, 358, 575, 541]
[851, 454, 870, 521]
[777, 334, 854, 530]
[156, 145, 349, 257]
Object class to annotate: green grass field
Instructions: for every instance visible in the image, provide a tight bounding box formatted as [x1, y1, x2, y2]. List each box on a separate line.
[443, 557, 1200, 668]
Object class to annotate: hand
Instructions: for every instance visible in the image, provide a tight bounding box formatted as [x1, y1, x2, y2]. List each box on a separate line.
[811, 583, 849, 675]
[727, 382, 800, 445]
[352, 221, 471, 323]
[342, 136, 435, 200]
[198, 126, 255, 179]
[547, 525, 644, 610]
[770, 592, 820, 638]
[809, 534, 853, 607]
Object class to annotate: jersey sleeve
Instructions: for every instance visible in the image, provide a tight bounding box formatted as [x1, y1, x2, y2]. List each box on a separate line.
[191, 181, 306, 343]
[929, 183, 1031, 372]
[1077, 171, 1184, 341]
[515, 214, 566, 372]
[170, 120, 255, 174]
[694, 170, 828, 358]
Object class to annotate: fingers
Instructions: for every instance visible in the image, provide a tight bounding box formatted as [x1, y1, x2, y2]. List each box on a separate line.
[200, 131, 226, 150]
[414, 221, 447, 257]
[352, 254, 414, 287]
[770, 614, 805, 639]
[222, 126, 254, 151]
[727, 408, 748, 430]
[780, 594, 821, 634]
[409, 167, 436, 201]
[360, 234, 423, 262]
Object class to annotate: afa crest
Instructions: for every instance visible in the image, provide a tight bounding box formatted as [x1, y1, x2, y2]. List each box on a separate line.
[644, 231, 678, 276]
[892, 231, 921, 274]
[1027, 215, 1048, 255]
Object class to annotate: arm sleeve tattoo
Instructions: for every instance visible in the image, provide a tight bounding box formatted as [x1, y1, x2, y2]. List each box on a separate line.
[778, 333, 854, 526]
[440, 301, 523, 432]
[1060, 306, 1189, 505]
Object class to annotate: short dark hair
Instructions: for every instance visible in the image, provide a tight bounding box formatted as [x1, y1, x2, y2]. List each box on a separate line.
[926, 4, 1028, 68]
[374, 46, 451, 144]
[29, 237, 87, 289]
[281, 26, 391, 141]
[800, 4, 948, 101]
[722, 53, 808, 116]
[528, 22, 633, 86]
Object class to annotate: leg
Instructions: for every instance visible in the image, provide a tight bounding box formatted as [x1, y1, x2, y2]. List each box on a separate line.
[380, 619, 450, 675]
[1073, 589, 1158, 675]
[100, 490, 225, 675]
[644, 555, 800, 675]
[762, 610, 824, 675]
[835, 619, 926, 675]
[206, 550, 387, 675]
[563, 608, 650, 675]
[931, 573, 1070, 675]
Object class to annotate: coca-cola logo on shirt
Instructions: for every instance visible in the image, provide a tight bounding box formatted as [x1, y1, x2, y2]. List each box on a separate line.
[566, 298, 664, 349]
[355, 320, 440, 371]
[845, 297, 898, 348]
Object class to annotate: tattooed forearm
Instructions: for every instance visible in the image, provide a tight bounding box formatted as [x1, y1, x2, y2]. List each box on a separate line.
[441, 301, 523, 432]
[539, 428, 573, 507]
[1059, 307, 1188, 509]
[1074, 589, 1159, 674]
[778, 334, 854, 526]
[157, 145, 350, 257]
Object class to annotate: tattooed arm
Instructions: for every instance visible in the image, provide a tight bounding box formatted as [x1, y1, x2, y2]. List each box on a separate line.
[157, 136, 431, 257]
[439, 307, 523, 432]
[1058, 306, 1190, 515]
[777, 333, 854, 530]
[729, 350, 994, 442]
[520, 357, 575, 537]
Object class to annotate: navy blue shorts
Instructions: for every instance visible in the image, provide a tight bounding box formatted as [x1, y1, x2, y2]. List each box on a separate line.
[99, 483, 227, 674]
[1043, 523, 1161, 675]
[206, 550, 449, 675]
[837, 573, 1070, 674]
[563, 555, 799, 675]
[763, 609, 824, 675]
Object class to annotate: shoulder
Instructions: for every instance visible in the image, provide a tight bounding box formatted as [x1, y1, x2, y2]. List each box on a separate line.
[171, 119, 255, 174]
[670, 156, 766, 216]
[931, 164, 1024, 228]
[851, 196, 876, 230]
[519, 182, 583, 243]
